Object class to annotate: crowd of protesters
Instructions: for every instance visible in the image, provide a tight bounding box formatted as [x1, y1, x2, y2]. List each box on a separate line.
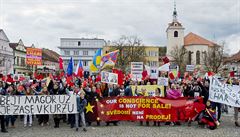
[0, 73, 240, 133]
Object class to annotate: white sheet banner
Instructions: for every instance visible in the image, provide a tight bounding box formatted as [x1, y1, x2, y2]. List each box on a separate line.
[0, 95, 77, 115]
[157, 77, 169, 86]
[209, 77, 240, 107]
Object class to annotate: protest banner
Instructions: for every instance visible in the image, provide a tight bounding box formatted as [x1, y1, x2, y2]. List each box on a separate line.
[157, 77, 168, 86]
[131, 85, 164, 97]
[26, 48, 42, 65]
[150, 67, 159, 79]
[97, 96, 205, 122]
[186, 65, 195, 72]
[0, 95, 77, 115]
[101, 71, 118, 85]
[131, 62, 143, 81]
[37, 65, 56, 73]
[158, 63, 170, 72]
[209, 77, 240, 107]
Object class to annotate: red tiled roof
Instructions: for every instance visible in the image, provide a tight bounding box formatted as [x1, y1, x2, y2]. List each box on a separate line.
[224, 50, 240, 63]
[42, 48, 60, 62]
[184, 32, 217, 47]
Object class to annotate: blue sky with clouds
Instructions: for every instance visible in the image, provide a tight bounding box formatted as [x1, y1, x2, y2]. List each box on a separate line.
[0, 0, 239, 55]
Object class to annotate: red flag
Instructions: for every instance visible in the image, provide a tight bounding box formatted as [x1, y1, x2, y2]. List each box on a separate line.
[162, 56, 170, 64]
[19, 76, 25, 81]
[208, 71, 214, 76]
[95, 74, 101, 82]
[142, 70, 148, 80]
[230, 71, 235, 77]
[66, 76, 74, 87]
[6, 74, 13, 83]
[118, 70, 124, 85]
[60, 71, 65, 78]
[169, 72, 175, 80]
[59, 56, 64, 70]
[177, 71, 181, 78]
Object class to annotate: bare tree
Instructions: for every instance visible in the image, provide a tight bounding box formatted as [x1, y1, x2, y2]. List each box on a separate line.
[108, 36, 146, 71]
[202, 44, 224, 73]
[169, 46, 188, 75]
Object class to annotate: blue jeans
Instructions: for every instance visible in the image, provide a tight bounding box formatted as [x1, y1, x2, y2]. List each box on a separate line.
[211, 102, 222, 120]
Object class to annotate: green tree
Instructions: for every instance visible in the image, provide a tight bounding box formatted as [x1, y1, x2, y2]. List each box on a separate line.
[169, 46, 188, 76]
[202, 44, 224, 73]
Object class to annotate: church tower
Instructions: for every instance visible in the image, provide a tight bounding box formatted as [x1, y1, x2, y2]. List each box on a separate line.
[166, 0, 185, 57]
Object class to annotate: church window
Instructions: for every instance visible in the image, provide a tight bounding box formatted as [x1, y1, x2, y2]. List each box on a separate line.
[174, 31, 178, 37]
[188, 51, 192, 65]
[196, 51, 200, 64]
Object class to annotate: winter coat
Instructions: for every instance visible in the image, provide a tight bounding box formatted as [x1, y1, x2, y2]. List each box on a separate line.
[76, 96, 87, 113]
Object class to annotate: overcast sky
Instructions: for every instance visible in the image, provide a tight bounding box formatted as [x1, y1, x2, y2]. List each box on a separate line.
[0, 0, 239, 55]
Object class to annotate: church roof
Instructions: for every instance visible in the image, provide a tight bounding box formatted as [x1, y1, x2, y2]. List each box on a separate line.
[184, 32, 217, 47]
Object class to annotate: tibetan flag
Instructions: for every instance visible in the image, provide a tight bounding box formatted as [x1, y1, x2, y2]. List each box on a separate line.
[75, 59, 83, 78]
[101, 50, 119, 63]
[67, 57, 74, 76]
[101, 50, 119, 69]
[59, 56, 64, 70]
[90, 49, 102, 72]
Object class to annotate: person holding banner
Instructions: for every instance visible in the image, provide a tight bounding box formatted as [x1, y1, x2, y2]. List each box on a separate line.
[23, 87, 33, 127]
[166, 84, 182, 126]
[231, 78, 240, 127]
[75, 90, 87, 132]
[37, 86, 50, 126]
[51, 83, 61, 128]
[153, 88, 161, 126]
[5, 85, 17, 128]
[0, 81, 8, 133]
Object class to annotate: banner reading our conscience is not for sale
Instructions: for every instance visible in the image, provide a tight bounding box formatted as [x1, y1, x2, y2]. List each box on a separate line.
[97, 96, 205, 122]
[0, 95, 77, 115]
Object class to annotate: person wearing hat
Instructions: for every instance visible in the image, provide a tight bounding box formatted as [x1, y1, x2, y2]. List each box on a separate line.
[0, 81, 8, 133]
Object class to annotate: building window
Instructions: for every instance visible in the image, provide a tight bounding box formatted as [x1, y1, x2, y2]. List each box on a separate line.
[21, 57, 25, 66]
[78, 41, 81, 46]
[196, 51, 200, 65]
[188, 51, 192, 65]
[16, 57, 19, 66]
[174, 31, 178, 37]
[74, 60, 78, 66]
[74, 50, 79, 56]
[83, 61, 87, 66]
[64, 50, 70, 56]
[0, 59, 4, 67]
[83, 51, 88, 56]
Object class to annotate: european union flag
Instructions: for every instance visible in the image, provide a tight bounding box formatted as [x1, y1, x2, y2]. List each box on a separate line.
[67, 57, 74, 76]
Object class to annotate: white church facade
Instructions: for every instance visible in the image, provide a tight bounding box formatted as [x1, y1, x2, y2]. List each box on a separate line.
[166, 4, 218, 65]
